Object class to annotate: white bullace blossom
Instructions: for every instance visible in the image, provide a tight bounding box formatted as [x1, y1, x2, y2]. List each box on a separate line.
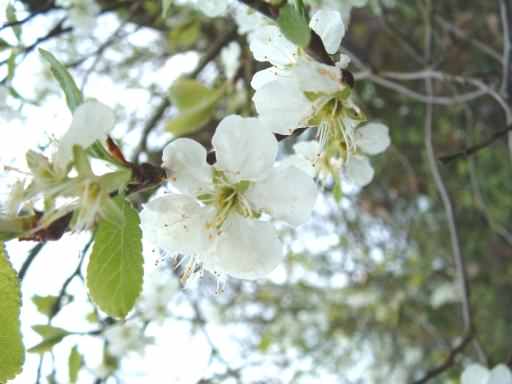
[282, 122, 390, 188]
[141, 115, 318, 281]
[104, 322, 153, 357]
[461, 364, 512, 384]
[138, 270, 179, 322]
[309, 9, 346, 54]
[54, 100, 115, 175]
[56, 0, 100, 31]
[220, 41, 241, 80]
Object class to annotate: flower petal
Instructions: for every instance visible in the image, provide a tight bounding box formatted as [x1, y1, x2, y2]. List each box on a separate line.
[248, 25, 298, 67]
[212, 115, 277, 182]
[215, 214, 283, 280]
[344, 155, 374, 187]
[292, 58, 342, 94]
[356, 122, 391, 155]
[246, 165, 318, 227]
[461, 364, 490, 384]
[54, 101, 115, 172]
[253, 79, 314, 135]
[162, 138, 213, 196]
[140, 194, 213, 256]
[489, 365, 512, 384]
[251, 67, 288, 90]
[309, 9, 345, 54]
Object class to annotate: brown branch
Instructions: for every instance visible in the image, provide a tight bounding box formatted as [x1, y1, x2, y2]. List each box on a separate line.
[438, 124, 512, 164]
[413, 333, 474, 384]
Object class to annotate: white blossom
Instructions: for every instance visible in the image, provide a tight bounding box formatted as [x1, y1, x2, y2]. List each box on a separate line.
[141, 115, 318, 281]
[104, 322, 153, 357]
[54, 100, 115, 175]
[221, 41, 241, 80]
[309, 9, 345, 54]
[461, 364, 512, 384]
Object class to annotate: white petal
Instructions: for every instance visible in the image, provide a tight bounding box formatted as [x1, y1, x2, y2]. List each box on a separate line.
[54, 101, 114, 172]
[461, 364, 490, 384]
[336, 54, 351, 69]
[294, 140, 322, 162]
[221, 41, 241, 80]
[292, 58, 342, 94]
[215, 214, 283, 280]
[162, 138, 213, 196]
[489, 365, 512, 384]
[248, 25, 298, 67]
[251, 67, 288, 90]
[253, 79, 314, 135]
[246, 165, 318, 227]
[310, 9, 345, 54]
[344, 155, 374, 187]
[194, 0, 230, 17]
[356, 122, 391, 155]
[140, 194, 213, 256]
[212, 115, 277, 182]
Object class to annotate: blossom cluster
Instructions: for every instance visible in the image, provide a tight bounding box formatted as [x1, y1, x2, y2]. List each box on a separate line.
[0, 0, 390, 284]
[140, 0, 390, 281]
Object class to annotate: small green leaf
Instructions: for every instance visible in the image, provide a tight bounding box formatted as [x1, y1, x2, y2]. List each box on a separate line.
[32, 295, 59, 317]
[162, 0, 173, 18]
[6, 4, 22, 41]
[7, 50, 16, 81]
[166, 80, 224, 136]
[168, 79, 217, 110]
[39, 49, 83, 112]
[29, 325, 69, 354]
[87, 141, 127, 167]
[277, 3, 311, 48]
[68, 346, 81, 383]
[87, 197, 143, 318]
[168, 19, 201, 49]
[0, 243, 25, 382]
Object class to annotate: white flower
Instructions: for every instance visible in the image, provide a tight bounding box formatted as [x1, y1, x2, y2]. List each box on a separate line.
[104, 322, 153, 357]
[138, 270, 179, 322]
[232, 3, 268, 34]
[54, 100, 115, 175]
[176, 0, 231, 17]
[430, 282, 460, 308]
[56, 0, 100, 31]
[141, 115, 318, 281]
[461, 364, 512, 384]
[221, 42, 241, 80]
[248, 25, 299, 67]
[309, 9, 345, 54]
[286, 122, 390, 188]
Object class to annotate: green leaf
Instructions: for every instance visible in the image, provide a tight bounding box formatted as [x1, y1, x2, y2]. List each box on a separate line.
[168, 19, 201, 49]
[39, 49, 83, 112]
[0, 243, 25, 382]
[162, 0, 173, 18]
[277, 3, 311, 48]
[32, 295, 59, 317]
[29, 325, 69, 354]
[87, 197, 143, 318]
[68, 346, 81, 383]
[7, 50, 16, 81]
[168, 79, 217, 110]
[6, 4, 22, 42]
[87, 141, 127, 168]
[166, 80, 224, 136]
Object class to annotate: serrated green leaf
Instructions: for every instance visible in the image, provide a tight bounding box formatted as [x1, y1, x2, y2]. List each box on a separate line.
[277, 3, 311, 48]
[32, 295, 59, 317]
[0, 243, 25, 382]
[68, 346, 81, 383]
[39, 49, 83, 112]
[162, 0, 173, 17]
[29, 325, 70, 354]
[87, 197, 143, 318]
